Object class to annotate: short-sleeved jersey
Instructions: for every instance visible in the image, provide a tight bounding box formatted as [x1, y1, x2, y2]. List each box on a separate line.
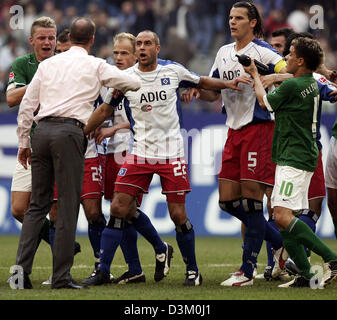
[104, 90, 131, 154]
[122, 59, 200, 159]
[7, 53, 40, 136]
[210, 39, 286, 130]
[7, 53, 39, 91]
[264, 74, 319, 172]
[85, 137, 98, 159]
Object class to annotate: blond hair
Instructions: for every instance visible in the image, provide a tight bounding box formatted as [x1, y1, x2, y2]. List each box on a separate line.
[113, 33, 136, 53]
[31, 16, 57, 36]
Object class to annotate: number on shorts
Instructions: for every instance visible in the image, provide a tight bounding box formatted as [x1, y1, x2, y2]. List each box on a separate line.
[91, 167, 100, 181]
[248, 152, 257, 168]
[279, 180, 293, 197]
[172, 160, 186, 176]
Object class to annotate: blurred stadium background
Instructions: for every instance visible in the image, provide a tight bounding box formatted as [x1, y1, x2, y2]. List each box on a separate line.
[0, 0, 337, 238]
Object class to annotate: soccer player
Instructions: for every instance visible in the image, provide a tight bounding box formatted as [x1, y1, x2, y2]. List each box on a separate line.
[244, 36, 337, 288]
[6, 17, 56, 247]
[55, 29, 71, 54]
[269, 27, 293, 55]
[84, 32, 171, 285]
[261, 31, 337, 278]
[182, 1, 287, 286]
[83, 30, 251, 286]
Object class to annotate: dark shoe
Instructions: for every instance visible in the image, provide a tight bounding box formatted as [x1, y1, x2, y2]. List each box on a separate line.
[82, 268, 114, 285]
[154, 242, 173, 282]
[74, 241, 81, 255]
[113, 271, 146, 284]
[82, 270, 111, 286]
[278, 275, 318, 288]
[184, 270, 203, 286]
[54, 281, 89, 289]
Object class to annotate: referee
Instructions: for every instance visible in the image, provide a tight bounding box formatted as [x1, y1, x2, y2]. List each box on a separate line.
[13, 17, 141, 289]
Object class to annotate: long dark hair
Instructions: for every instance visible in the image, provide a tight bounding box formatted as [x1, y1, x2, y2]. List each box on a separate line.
[232, 1, 264, 39]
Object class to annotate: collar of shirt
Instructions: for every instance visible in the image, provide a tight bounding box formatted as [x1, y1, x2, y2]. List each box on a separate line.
[67, 45, 88, 55]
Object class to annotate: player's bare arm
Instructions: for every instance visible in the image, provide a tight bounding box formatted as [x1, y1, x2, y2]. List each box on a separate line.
[261, 73, 293, 88]
[198, 75, 251, 91]
[95, 121, 130, 145]
[243, 61, 267, 109]
[6, 86, 28, 107]
[84, 102, 113, 135]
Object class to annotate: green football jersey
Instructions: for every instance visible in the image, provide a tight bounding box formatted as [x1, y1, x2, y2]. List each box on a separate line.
[7, 53, 40, 135]
[7, 53, 39, 91]
[265, 73, 319, 172]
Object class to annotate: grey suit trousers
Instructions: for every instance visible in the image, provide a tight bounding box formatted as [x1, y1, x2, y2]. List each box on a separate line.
[16, 119, 85, 288]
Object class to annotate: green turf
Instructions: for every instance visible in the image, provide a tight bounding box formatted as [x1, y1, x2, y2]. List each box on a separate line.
[1, 235, 337, 300]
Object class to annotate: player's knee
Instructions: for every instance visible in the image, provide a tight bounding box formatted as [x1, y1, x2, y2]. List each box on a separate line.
[89, 212, 106, 225]
[110, 200, 127, 218]
[168, 205, 186, 225]
[85, 210, 101, 223]
[11, 205, 26, 222]
[328, 197, 337, 218]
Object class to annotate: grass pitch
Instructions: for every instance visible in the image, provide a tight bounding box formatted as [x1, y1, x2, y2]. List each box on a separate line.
[1, 235, 337, 300]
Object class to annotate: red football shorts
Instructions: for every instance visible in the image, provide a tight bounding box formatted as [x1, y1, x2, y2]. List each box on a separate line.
[308, 150, 326, 200]
[114, 154, 191, 203]
[219, 121, 276, 186]
[54, 157, 102, 200]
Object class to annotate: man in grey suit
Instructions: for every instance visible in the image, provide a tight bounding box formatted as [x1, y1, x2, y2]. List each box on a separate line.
[12, 17, 141, 289]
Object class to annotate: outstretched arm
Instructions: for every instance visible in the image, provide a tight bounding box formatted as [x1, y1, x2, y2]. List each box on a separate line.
[243, 61, 267, 109]
[197, 75, 251, 91]
[84, 103, 113, 135]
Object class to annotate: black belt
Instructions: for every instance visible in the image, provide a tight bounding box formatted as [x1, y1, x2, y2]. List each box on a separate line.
[40, 116, 84, 129]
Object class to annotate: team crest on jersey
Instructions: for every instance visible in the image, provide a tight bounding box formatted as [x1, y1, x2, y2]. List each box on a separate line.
[141, 105, 153, 112]
[9, 72, 14, 81]
[161, 77, 170, 85]
[319, 77, 327, 84]
[118, 168, 127, 176]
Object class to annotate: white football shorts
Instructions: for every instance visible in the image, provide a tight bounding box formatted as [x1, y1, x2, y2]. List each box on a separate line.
[11, 157, 32, 192]
[271, 165, 313, 211]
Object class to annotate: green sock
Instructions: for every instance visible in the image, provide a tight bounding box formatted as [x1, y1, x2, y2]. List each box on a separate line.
[280, 228, 313, 279]
[333, 219, 337, 239]
[38, 218, 51, 245]
[289, 218, 337, 263]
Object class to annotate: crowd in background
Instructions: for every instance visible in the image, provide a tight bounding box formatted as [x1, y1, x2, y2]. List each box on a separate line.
[0, 0, 336, 112]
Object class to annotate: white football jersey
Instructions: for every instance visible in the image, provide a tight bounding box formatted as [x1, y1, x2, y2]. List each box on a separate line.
[85, 137, 98, 159]
[104, 90, 131, 154]
[123, 59, 200, 159]
[210, 39, 285, 130]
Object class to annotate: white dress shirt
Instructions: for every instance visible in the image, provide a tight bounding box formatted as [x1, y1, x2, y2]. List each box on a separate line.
[17, 46, 141, 148]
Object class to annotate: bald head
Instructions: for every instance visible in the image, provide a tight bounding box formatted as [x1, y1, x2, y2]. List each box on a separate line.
[70, 17, 96, 45]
